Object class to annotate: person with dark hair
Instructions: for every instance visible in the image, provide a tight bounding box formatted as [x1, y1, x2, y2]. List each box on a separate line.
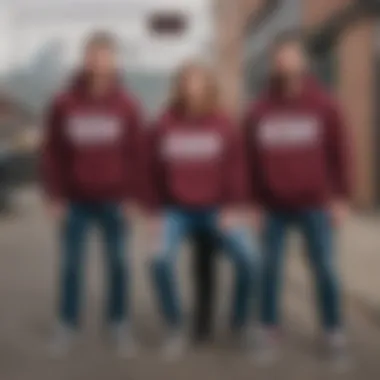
[41, 31, 142, 357]
[244, 34, 351, 366]
[143, 62, 258, 359]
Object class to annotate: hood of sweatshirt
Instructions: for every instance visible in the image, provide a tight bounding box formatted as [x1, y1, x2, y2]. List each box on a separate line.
[265, 73, 325, 104]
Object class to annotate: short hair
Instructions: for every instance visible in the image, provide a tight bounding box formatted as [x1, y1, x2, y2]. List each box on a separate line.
[84, 30, 118, 52]
[271, 29, 306, 54]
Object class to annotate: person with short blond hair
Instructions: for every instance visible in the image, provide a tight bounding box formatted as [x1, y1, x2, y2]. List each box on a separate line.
[42, 30, 143, 357]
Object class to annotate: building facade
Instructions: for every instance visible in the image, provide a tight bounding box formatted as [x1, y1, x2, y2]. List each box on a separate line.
[303, 0, 376, 209]
[217, 0, 378, 209]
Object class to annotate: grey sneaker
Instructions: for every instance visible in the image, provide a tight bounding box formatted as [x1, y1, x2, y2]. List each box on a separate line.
[108, 322, 137, 358]
[49, 322, 77, 357]
[253, 327, 280, 365]
[232, 324, 257, 352]
[324, 331, 351, 372]
[160, 330, 187, 361]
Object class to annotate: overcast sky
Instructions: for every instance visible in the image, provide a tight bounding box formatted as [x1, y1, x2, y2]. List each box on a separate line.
[0, 0, 213, 72]
[0, 0, 205, 7]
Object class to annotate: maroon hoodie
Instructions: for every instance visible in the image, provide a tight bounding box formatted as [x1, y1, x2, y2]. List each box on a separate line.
[244, 76, 351, 210]
[142, 109, 249, 210]
[41, 72, 143, 202]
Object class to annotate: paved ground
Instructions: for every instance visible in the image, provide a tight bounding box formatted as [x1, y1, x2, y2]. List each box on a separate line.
[1, 187, 380, 380]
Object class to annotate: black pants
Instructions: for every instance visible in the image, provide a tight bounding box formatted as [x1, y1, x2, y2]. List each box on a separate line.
[191, 229, 217, 341]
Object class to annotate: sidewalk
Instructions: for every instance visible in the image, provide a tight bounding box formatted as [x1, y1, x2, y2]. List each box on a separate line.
[0, 187, 379, 380]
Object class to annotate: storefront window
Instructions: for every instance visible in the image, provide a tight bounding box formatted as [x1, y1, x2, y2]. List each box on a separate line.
[312, 47, 337, 89]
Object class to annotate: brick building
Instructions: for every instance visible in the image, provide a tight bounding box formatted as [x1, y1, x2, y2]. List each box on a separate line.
[217, 0, 380, 209]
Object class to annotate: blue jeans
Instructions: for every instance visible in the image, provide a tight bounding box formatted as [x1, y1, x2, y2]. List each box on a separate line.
[260, 209, 342, 331]
[58, 203, 128, 327]
[150, 208, 258, 330]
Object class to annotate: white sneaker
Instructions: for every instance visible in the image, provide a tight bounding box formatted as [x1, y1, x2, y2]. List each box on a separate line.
[160, 330, 187, 361]
[324, 330, 352, 372]
[49, 322, 76, 358]
[253, 327, 280, 366]
[108, 322, 138, 358]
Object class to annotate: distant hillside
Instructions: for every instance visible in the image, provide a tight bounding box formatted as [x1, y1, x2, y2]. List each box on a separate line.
[1, 35, 172, 118]
[3, 73, 171, 120]
[1, 39, 66, 114]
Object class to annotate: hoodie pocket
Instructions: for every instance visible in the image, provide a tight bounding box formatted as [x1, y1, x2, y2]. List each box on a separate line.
[263, 151, 325, 200]
[70, 152, 125, 190]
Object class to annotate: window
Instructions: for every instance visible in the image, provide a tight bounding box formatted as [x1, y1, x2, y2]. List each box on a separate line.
[244, 54, 270, 99]
[312, 47, 337, 89]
